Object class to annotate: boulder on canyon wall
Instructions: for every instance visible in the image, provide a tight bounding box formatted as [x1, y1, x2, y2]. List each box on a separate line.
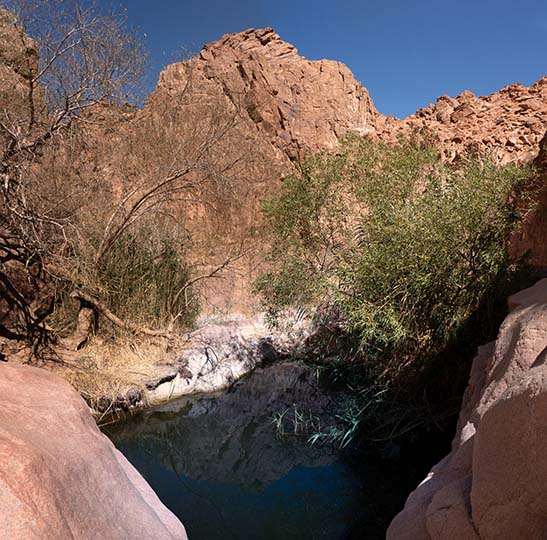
[0, 362, 187, 540]
[387, 278, 547, 540]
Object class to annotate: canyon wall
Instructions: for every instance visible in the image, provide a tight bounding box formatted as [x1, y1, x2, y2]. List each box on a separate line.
[2, 11, 547, 312]
[2, 13, 547, 539]
[84, 28, 547, 310]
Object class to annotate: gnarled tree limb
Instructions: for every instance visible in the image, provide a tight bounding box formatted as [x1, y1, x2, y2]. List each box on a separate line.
[70, 289, 172, 343]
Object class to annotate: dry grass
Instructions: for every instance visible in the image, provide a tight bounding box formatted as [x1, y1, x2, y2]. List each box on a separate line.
[58, 335, 187, 421]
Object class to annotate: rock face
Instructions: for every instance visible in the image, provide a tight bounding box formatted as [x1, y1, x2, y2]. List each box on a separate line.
[142, 313, 307, 408]
[510, 131, 547, 267]
[377, 77, 547, 164]
[154, 27, 547, 166]
[154, 27, 378, 162]
[387, 278, 547, 540]
[0, 362, 187, 540]
[124, 29, 547, 310]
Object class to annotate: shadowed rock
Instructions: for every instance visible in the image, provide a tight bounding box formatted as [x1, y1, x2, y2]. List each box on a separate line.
[387, 278, 547, 540]
[510, 131, 547, 267]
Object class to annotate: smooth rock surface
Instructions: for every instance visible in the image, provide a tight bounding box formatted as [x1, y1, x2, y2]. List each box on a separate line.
[0, 362, 187, 540]
[387, 278, 547, 540]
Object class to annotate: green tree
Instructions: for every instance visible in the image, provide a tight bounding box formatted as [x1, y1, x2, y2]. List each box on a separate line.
[257, 136, 533, 438]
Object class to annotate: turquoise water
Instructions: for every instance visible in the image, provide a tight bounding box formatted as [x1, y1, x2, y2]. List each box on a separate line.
[104, 362, 438, 539]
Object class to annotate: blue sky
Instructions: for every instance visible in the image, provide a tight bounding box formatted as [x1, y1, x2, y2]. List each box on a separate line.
[113, 0, 547, 118]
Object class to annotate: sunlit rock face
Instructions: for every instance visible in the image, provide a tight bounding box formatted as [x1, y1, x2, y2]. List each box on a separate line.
[376, 77, 547, 164]
[0, 362, 188, 540]
[3, 12, 547, 312]
[135, 27, 380, 311]
[153, 27, 378, 162]
[387, 279, 547, 540]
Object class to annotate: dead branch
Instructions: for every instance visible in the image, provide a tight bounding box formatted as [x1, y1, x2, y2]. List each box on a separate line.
[70, 290, 172, 340]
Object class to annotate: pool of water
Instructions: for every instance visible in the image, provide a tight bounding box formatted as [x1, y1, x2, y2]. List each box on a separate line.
[104, 362, 440, 539]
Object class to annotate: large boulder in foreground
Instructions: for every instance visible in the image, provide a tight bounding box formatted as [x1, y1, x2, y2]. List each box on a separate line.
[387, 278, 547, 540]
[0, 363, 187, 540]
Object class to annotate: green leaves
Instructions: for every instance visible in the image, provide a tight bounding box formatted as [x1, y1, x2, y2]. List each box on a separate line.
[257, 135, 532, 369]
[97, 227, 197, 328]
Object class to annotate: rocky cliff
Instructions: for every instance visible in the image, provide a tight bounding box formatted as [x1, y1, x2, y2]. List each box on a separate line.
[149, 27, 547, 167]
[153, 27, 547, 166]
[153, 27, 378, 162]
[377, 78, 547, 163]
[82, 27, 547, 310]
[510, 131, 547, 267]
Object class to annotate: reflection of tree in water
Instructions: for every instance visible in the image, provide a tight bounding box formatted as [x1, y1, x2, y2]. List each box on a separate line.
[105, 361, 435, 539]
[107, 362, 340, 490]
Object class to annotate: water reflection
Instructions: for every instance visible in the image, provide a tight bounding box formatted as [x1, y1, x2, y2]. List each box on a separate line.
[105, 362, 369, 539]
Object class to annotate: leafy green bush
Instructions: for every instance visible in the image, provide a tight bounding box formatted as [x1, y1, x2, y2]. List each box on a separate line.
[257, 135, 532, 376]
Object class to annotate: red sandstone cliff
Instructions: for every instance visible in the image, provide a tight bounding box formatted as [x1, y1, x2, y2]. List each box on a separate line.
[114, 29, 547, 308]
[1, 17, 546, 312]
[377, 78, 547, 163]
[152, 27, 378, 162]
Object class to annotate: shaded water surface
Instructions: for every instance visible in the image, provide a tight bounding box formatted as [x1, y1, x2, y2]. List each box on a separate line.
[104, 362, 444, 539]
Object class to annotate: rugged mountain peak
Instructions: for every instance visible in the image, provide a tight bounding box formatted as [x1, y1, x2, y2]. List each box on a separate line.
[200, 27, 298, 61]
[153, 27, 547, 166]
[154, 27, 378, 160]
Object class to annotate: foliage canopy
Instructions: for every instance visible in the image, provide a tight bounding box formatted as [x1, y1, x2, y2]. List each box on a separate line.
[257, 135, 532, 374]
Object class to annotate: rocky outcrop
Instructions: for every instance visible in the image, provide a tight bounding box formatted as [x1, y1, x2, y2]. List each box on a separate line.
[377, 77, 547, 164]
[0, 362, 187, 540]
[98, 313, 308, 414]
[154, 27, 547, 166]
[387, 278, 547, 540]
[154, 27, 377, 162]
